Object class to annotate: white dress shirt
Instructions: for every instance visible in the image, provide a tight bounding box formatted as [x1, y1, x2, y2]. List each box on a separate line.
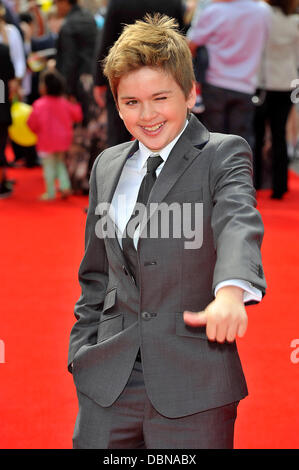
[109, 121, 262, 303]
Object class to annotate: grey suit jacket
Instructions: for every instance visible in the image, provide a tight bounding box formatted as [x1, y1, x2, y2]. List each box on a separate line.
[68, 114, 266, 418]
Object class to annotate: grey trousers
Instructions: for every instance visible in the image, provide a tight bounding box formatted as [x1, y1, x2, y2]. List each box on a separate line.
[72, 361, 239, 449]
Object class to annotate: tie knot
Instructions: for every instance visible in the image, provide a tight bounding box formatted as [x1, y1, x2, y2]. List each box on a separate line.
[146, 155, 163, 175]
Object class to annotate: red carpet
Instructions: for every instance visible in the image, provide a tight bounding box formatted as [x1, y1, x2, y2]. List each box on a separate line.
[235, 171, 299, 449]
[0, 165, 86, 449]
[0, 163, 298, 449]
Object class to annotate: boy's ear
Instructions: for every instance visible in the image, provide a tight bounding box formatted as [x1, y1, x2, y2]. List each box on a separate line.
[187, 82, 197, 109]
[116, 100, 124, 121]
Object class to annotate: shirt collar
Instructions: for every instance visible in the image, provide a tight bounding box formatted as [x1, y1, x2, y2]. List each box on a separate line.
[137, 120, 189, 171]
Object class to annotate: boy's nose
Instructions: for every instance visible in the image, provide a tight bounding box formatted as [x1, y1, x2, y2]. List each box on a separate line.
[140, 102, 157, 121]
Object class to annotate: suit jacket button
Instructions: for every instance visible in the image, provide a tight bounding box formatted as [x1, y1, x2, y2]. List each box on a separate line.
[141, 312, 156, 320]
[142, 311, 151, 320]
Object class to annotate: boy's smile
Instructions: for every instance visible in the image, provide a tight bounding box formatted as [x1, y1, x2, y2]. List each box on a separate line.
[117, 67, 196, 152]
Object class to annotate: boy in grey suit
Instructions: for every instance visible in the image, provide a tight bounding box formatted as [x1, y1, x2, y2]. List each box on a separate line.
[69, 14, 266, 449]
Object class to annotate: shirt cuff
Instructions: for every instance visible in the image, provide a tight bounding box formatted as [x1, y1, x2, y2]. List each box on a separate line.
[214, 280, 262, 303]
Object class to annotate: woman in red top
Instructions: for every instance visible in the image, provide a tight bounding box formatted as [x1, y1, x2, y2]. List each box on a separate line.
[27, 68, 82, 200]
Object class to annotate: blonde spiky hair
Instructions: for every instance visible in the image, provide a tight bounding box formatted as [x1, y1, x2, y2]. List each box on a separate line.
[102, 13, 195, 103]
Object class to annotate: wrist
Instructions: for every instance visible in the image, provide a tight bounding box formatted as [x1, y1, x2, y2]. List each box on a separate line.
[215, 285, 244, 303]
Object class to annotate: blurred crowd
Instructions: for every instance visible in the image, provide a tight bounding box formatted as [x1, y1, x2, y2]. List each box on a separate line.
[0, 0, 298, 200]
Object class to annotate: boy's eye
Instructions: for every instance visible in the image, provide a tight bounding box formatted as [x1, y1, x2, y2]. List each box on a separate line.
[155, 96, 167, 101]
[125, 100, 137, 106]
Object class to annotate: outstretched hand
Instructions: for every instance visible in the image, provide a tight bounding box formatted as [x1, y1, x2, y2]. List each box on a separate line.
[183, 286, 248, 343]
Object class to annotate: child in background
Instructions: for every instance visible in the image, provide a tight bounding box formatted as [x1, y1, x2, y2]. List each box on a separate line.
[27, 68, 82, 200]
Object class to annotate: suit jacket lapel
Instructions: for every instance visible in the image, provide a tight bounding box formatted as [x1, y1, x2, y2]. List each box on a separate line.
[148, 115, 209, 205]
[97, 140, 139, 266]
[98, 139, 139, 205]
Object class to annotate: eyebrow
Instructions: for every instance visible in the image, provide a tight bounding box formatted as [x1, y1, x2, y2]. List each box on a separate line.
[119, 90, 172, 101]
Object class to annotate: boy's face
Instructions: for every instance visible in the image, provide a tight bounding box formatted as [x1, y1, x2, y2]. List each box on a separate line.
[117, 67, 196, 152]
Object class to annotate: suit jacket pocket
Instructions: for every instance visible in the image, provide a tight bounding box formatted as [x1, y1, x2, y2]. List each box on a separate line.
[175, 312, 208, 340]
[97, 313, 124, 343]
[168, 188, 203, 202]
[102, 287, 117, 313]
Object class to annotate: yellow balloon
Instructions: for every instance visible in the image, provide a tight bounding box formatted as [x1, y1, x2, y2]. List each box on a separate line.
[8, 102, 37, 147]
[28, 54, 46, 73]
[37, 0, 53, 12]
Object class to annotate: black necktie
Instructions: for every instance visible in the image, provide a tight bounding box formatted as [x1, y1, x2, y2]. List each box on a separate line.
[122, 154, 163, 255]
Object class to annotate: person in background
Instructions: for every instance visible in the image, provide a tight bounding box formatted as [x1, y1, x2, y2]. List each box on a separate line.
[54, 0, 103, 194]
[187, 0, 270, 148]
[0, 0, 42, 168]
[55, 0, 97, 120]
[0, 0, 25, 96]
[19, 8, 58, 105]
[0, 42, 15, 198]
[27, 68, 82, 201]
[1, 0, 19, 30]
[186, 0, 211, 115]
[11, 5, 48, 169]
[253, 0, 299, 199]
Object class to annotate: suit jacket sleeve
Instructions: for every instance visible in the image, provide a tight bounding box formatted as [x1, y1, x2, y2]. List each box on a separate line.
[68, 155, 109, 371]
[209, 135, 266, 294]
